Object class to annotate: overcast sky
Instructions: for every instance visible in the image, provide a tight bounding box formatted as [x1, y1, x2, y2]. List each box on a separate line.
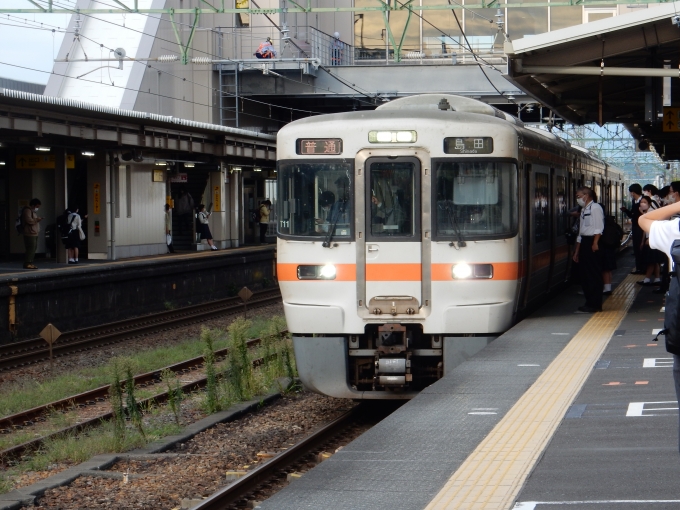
[0, 0, 71, 84]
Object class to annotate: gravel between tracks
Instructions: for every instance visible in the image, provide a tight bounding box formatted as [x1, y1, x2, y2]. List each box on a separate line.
[27, 392, 353, 510]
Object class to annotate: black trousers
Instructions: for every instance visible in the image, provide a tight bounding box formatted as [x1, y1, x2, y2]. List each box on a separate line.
[675, 355, 680, 452]
[259, 222, 268, 243]
[632, 225, 644, 272]
[578, 236, 604, 310]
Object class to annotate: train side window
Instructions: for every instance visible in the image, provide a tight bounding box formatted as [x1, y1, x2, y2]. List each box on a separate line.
[534, 172, 549, 244]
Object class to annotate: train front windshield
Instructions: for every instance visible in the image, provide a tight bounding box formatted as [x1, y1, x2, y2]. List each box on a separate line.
[434, 161, 518, 240]
[277, 161, 353, 238]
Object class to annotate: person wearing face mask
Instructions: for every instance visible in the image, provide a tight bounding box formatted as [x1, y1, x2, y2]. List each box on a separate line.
[642, 184, 660, 209]
[573, 187, 605, 313]
[621, 183, 644, 274]
[667, 182, 680, 212]
[21, 198, 43, 270]
[638, 196, 664, 286]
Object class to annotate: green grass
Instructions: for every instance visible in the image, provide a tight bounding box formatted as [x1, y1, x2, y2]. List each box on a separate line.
[0, 324, 295, 495]
[0, 315, 284, 418]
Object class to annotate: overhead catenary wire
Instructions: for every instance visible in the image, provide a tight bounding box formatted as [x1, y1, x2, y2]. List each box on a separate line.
[36, 0, 379, 109]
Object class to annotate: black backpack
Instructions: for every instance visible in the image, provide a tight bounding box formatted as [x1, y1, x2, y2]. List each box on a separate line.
[56, 210, 73, 239]
[601, 216, 623, 249]
[657, 240, 680, 356]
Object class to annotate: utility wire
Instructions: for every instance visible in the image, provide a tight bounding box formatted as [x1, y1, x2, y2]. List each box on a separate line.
[0, 60, 300, 126]
[39, 0, 378, 109]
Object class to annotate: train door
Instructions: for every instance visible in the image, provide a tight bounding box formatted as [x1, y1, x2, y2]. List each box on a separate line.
[551, 172, 569, 288]
[362, 156, 422, 312]
[527, 166, 552, 301]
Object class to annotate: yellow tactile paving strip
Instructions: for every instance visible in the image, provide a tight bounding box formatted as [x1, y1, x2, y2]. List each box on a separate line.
[426, 274, 641, 510]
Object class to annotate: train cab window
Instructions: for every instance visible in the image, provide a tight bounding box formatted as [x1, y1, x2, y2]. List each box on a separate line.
[368, 161, 417, 238]
[434, 161, 518, 240]
[277, 161, 353, 239]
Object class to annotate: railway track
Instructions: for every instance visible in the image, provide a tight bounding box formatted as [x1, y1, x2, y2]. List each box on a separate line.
[0, 288, 281, 372]
[0, 329, 289, 463]
[193, 402, 397, 510]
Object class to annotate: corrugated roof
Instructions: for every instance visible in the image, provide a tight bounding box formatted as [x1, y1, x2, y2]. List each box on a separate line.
[0, 77, 45, 95]
[0, 88, 277, 142]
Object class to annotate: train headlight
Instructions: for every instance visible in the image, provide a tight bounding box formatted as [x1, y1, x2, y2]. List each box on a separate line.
[319, 264, 337, 278]
[452, 263, 493, 279]
[452, 263, 473, 279]
[368, 130, 417, 143]
[297, 264, 337, 280]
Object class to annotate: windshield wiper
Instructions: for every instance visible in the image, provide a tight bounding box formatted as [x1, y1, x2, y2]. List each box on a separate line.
[446, 205, 466, 249]
[322, 201, 345, 248]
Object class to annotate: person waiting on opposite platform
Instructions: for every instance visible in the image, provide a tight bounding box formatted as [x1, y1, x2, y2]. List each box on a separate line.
[196, 204, 218, 251]
[22, 198, 43, 270]
[259, 200, 272, 244]
[165, 204, 175, 254]
[65, 205, 85, 264]
[573, 187, 604, 313]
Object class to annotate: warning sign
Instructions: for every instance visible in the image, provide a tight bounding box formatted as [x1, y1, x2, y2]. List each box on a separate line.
[93, 183, 101, 214]
[663, 107, 680, 132]
[16, 154, 75, 169]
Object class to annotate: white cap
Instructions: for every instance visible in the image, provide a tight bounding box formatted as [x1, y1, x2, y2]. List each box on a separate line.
[334, 32, 340, 38]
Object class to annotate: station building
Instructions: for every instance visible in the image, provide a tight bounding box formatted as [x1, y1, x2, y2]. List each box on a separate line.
[0, 87, 275, 263]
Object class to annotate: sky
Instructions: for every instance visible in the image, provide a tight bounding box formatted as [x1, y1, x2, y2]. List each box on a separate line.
[0, 0, 71, 85]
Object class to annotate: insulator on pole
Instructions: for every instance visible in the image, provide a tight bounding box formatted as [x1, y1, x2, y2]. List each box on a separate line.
[157, 55, 180, 62]
[191, 57, 213, 65]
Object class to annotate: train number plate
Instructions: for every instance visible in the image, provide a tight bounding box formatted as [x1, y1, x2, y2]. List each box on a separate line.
[444, 137, 493, 154]
[296, 138, 343, 155]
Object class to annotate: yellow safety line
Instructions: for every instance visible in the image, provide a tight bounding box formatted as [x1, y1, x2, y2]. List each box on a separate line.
[426, 274, 641, 510]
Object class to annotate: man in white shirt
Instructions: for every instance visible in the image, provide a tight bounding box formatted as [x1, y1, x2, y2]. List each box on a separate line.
[573, 187, 605, 313]
[639, 202, 680, 453]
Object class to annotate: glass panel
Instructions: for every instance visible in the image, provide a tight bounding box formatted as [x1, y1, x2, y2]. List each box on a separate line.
[550, 6, 582, 31]
[369, 162, 416, 237]
[507, 7, 548, 39]
[277, 161, 352, 238]
[534, 172, 549, 243]
[422, 0, 462, 57]
[588, 12, 614, 22]
[434, 161, 518, 239]
[556, 176, 568, 237]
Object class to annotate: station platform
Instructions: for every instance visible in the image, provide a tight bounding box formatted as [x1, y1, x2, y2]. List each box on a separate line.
[0, 244, 276, 344]
[258, 262, 680, 510]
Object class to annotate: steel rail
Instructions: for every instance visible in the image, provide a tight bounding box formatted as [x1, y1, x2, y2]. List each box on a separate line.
[192, 407, 361, 510]
[0, 335, 289, 462]
[0, 289, 281, 371]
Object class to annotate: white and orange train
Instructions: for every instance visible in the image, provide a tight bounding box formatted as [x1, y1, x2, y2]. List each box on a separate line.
[275, 94, 625, 399]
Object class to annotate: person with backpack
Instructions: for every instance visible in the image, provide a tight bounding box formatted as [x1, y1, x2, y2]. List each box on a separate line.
[639, 200, 680, 452]
[196, 204, 218, 251]
[637, 196, 664, 286]
[600, 214, 624, 295]
[21, 198, 43, 270]
[64, 205, 85, 264]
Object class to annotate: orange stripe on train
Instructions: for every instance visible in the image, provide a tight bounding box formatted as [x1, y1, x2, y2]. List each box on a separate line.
[278, 262, 523, 281]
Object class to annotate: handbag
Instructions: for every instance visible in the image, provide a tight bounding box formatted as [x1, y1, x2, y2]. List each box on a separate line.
[166, 233, 172, 246]
[78, 227, 86, 241]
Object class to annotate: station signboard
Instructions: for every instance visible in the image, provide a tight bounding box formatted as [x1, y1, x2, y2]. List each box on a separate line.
[16, 154, 75, 169]
[170, 173, 188, 183]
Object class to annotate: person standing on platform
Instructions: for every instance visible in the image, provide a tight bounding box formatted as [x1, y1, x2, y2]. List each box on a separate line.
[621, 183, 644, 274]
[196, 204, 218, 251]
[639, 200, 680, 452]
[22, 198, 43, 270]
[65, 205, 84, 264]
[572, 187, 605, 313]
[259, 200, 272, 244]
[165, 204, 175, 254]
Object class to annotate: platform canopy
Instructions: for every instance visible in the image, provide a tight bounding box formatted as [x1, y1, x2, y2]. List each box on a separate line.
[504, 4, 680, 161]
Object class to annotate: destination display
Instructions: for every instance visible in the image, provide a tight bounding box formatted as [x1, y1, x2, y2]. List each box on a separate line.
[444, 137, 493, 154]
[296, 138, 343, 155]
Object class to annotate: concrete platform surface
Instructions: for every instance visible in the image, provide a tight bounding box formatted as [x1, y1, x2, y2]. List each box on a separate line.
[258, 263, 679, 509]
